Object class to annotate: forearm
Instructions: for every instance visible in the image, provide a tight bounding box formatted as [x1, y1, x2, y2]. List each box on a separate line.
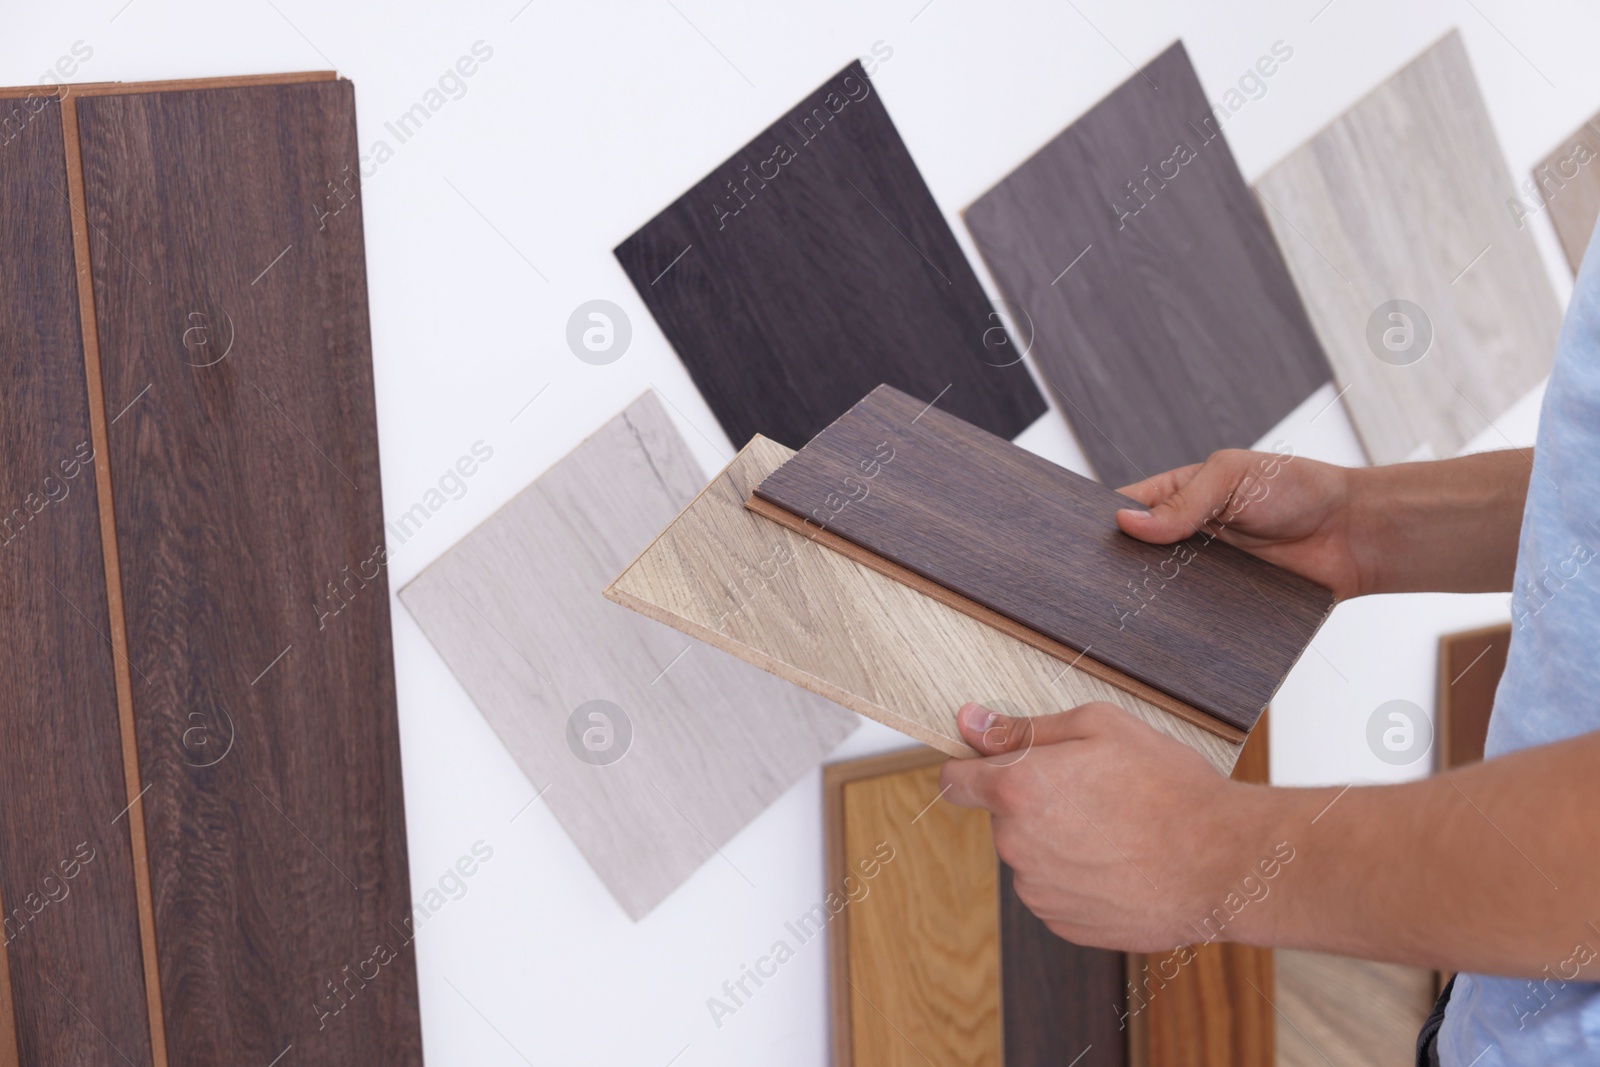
[1348, 448, 1530, 595]
[1225, 731, 1600, 978]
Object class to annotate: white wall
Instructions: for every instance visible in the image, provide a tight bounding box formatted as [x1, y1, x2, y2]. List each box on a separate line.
[6, 1, 1593, 1062]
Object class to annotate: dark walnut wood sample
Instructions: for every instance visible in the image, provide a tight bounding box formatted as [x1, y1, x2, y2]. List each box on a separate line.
[0, 92, 155, 1067]
[1000, 864, 1127, 1066]
[77, 81, 422, 1064]
[1437, 624, 1511, 771]
[965, 41, 1329, 488]
[614, 60, 1046, 451]
[752, 385, 1333, 733]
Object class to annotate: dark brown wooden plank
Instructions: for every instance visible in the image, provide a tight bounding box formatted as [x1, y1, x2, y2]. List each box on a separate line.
[1000, 863, 1127, 1066]
[965, 41, 1329, 487]
[1437, 624, 1511, 771]
[614, 60, 1047, 451]
[754, 384, 1333, 732]
[77, 81, 421, 1064]
[0, 92, 154, 1067]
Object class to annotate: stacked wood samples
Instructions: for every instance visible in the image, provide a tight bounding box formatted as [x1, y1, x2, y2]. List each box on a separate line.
[965, 41, 1330, 487]
[1131, 714, 1274, 1067]
[1533, 115, 1600, 274]
[1255, 31, 1561, 465]
[825, 748, 1001, 1066]
[400, 394, 855, 919]
[614, 61, 1046, 451]
[0, 91, 154, 1067]
[0, 71, 427, 1066]
[751, 385, 1334, 736]
[605, 434, 1244, 774]
[1436, 623, 1511, 772]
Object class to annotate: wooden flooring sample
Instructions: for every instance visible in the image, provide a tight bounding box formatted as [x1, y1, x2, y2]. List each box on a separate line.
[1255, 31, 1561, 465]
[999, 864, 1127, 1066]
[825, 748, 1000, 1067]
[1275, 949, 1436, 1067]
[1133, 714, 1275, 1067]
[614, 61, 1046, 451]
[965, 41, 1329, 487]
[79, 81, 421, 1064]
[401, 394, 855, 920]
[606, 434, 1242, 773]
[1534, 115, 1600, 274]
[752, 385, 1333, 734]
[0, 92, 154, 1067]
[1437, 623, 1511, 771]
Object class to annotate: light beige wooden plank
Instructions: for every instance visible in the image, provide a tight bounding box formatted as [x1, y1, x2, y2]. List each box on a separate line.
[400, 394, 856, 920]
[1275, 949, 1436, 1067]
[606, 435, 1242, 775]
[1533, 115, 1600, 275]
[1254, 31, 1561, 465]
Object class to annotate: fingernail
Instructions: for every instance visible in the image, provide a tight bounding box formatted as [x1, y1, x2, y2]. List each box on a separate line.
[959, 702, 998, 733]
[1119, 508, 1151, 520]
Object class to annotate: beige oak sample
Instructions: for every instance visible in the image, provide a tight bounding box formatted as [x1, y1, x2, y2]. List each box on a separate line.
[825, 748, 1001, 1067]
[606, 435, 1242, 775]
[1534, 116, 1600, 274]
[400, 394, 855, 920]
[1255, 31, 1560, 465]
[1275, 949, 1437, 1067]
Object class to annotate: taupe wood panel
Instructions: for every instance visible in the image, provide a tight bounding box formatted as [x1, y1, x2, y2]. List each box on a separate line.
[1533, 116, 1600, 274]
[965, 41, 1330, 487]
[605, 435, 1242, 774]
[1255, 31, 1560, 465]
[825, 749, 1001, 1067]
[401, 394, 855, 920]
[1275, 949, 1436, 1067]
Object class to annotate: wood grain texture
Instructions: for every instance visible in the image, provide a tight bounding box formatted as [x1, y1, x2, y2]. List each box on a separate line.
[1255, 31, 1561, 465]
[0, 91, 154, 1067]
[753, 385, 1334, 733]
[400, 394, 855, 919]
[1000, 863, 1127, 1066]
[1534, 115, 1600, 274]
[1437, 623, 1511, 772]
[1132, 714, 1274, 1067]
[614, 60, 1046, 451]
[1275, 949, 1436, 1067]
[78, 81, 421, 1064]
[964, 40, 1330, 487]
[606, 435, 1242, 774]
[824, 748, 1001, 1067]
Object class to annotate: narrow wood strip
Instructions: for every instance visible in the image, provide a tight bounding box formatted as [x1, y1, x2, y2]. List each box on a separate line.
[746, 494, 1245, 744]
[0, 884, 15, 1067]
[0, 71, 335, 100]
[58, 91, 171, 1067]
[823, 746, 957, 1067]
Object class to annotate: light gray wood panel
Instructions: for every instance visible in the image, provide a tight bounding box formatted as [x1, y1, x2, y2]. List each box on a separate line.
[1534, 114, 1600, 274]
[1275, 949, 1436, 1067]
[606, 435, 1242, 775]
[1254, 31, 1561, 465]
[400, 394, 856, 920]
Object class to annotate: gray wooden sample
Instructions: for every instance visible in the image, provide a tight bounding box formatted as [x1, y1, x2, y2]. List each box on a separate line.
[614, 61, 1047, 452]
[965, 41, 1330, 487]
[400, 394, 856, 920]
[1254, 31, 1561, 465]
[1532, 114, 1600, 274]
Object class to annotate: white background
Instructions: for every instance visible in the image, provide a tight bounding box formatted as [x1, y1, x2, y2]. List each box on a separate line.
[6, 1, 1596, 1062]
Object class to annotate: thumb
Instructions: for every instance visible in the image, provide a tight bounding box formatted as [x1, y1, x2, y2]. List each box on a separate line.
[956, 702, 1093, 757]
[1115, 452, 1244, 545]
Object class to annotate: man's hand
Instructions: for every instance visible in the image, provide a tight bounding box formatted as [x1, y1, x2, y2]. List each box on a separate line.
[939, 701, 1278, 952]
[1114, 448, 1366, 599]
[1115, 447, 1530, 598]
